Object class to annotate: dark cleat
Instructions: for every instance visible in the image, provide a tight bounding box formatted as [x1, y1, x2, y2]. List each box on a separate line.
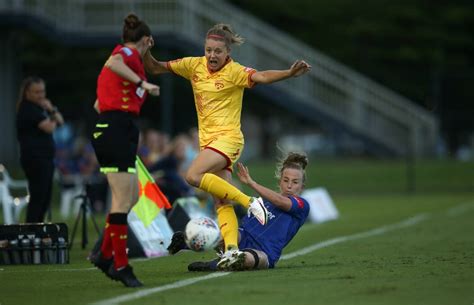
[108, 264, 143, 288]
[90, 252, 116, 280]
[167, 231, 187, 255]
[188, 259, 219, 272]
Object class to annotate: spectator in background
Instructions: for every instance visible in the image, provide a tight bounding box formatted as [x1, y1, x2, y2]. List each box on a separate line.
[16, 76, 64, 223]
[138, 128, 170, 168]
[149, 134, 194, 203]
[74, 136, 109, 213]
[181, 127, 199, 173]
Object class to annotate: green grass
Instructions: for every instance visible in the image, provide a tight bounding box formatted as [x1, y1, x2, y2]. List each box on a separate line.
[1, 159, 473, 305]
[244, 158, 474, 194]
[1, 193, 473, 305]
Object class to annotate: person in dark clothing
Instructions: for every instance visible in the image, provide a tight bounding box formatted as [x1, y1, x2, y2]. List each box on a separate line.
[16, 76, 64, 223]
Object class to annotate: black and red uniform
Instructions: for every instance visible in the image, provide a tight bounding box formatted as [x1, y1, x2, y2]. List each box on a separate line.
[92, 45, 149, 273]
[92, 45, 147, 173]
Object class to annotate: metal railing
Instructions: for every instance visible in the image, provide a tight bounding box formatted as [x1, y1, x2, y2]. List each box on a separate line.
[0, 0, 438, 155]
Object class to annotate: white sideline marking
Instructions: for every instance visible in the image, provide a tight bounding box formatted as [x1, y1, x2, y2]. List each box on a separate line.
[446, 202, 474, 217]
[281, 213, 428, 260]
[0, 267, 96, 273]
[90, 213, 430, 305]
[91, 272, 230, 305]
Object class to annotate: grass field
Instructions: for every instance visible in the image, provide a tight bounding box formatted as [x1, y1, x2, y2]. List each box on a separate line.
[1, 159, 473, 305]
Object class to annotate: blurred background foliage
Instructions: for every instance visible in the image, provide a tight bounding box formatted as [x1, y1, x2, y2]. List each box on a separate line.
[230, 0, 474, 152]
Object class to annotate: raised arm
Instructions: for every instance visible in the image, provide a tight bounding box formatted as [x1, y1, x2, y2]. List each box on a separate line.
[144, 50, 170, 75]
[250, 60, 311, 84]
[236, 163, 292, 212]
[105, 54, 160, 96]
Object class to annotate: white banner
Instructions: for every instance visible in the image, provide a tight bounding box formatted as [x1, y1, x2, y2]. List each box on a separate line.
[301, 187, 339, 223]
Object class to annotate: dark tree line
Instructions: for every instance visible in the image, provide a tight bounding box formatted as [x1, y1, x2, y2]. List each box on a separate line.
[231, 0, 474, 152]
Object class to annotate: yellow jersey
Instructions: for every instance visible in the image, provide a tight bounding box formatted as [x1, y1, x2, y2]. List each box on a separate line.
[167, 56, 256, 148]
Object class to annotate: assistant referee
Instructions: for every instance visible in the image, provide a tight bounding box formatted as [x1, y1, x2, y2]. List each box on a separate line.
[89, 13, 159, 288]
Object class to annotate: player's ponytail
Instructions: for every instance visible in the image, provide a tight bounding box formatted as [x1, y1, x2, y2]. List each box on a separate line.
[206, 23, 244, 50]
[275, 152, 308, 183]
[122, 13, 151, 43]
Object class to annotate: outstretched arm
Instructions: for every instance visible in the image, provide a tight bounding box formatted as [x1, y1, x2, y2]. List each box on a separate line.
[144, 50, 170, 75]
[236, 163, 292, 211]
[250, 60, 311, 84]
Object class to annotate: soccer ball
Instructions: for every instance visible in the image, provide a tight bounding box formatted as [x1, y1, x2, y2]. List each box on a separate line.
[185, 217, 221, 252]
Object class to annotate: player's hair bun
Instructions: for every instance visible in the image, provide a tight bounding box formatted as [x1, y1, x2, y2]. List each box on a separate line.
[283, 152, 308, 170]
[124, 13, 140, 29]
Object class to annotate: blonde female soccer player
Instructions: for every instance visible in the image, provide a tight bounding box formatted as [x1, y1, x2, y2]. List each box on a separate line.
[145, 23, 311, 265]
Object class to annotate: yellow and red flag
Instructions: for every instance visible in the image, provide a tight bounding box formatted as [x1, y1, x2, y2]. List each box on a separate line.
[132, 156, 171, 227]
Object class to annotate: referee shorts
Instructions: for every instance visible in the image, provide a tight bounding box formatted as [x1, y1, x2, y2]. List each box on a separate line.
[91, 111, 139, 174]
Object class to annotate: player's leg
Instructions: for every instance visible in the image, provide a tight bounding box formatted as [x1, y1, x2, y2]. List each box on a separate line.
[213, 169, 240, 251]
[90, 112, 141, 287]
[242, 249, 270, 270]
[188, 230, 242, 272]
[217, 248, 269, 271]
[185, 148, 268, 225]
[103, 172, 142, 287]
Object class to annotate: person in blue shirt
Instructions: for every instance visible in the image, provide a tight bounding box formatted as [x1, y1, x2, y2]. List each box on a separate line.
[168, 152, 310, 271]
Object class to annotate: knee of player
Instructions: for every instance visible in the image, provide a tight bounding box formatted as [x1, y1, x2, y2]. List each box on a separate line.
[185, 170, 201, 187]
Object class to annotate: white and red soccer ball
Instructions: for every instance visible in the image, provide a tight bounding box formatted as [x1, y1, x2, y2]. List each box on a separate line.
[185, 217, 221, 251]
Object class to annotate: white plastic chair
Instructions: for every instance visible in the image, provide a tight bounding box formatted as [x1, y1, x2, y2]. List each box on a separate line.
[57, 173, 84, 219]
[0, 164, 29, 224]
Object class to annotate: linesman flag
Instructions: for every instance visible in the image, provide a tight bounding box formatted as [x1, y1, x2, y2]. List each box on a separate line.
[133, 156, 171, 227]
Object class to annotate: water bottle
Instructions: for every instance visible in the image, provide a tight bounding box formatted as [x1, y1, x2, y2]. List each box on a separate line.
[9, 239, 21, 265]
[33, 238, 42, 264]
[57, 237, 68, 264]
[0, 240, 10, 265]
[20, 238, 32, 264]
[42, 237, 56, 264]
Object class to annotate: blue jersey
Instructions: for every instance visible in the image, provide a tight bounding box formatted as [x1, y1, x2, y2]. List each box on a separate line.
[238, 195, 310, 268]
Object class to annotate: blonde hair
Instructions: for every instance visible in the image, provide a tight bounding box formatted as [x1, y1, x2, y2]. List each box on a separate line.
[275, 152, 308, 183]
[206, 23, 244, 49]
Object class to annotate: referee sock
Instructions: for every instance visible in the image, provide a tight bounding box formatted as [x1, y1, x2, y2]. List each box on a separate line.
[109, 213, 129, 270]
[216, 205, 239, 250]
[200, 173, 252, 208]
[100, 214, 113, 259]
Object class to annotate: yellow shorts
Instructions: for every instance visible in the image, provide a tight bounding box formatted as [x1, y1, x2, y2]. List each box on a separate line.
[202, 136, 244, 171]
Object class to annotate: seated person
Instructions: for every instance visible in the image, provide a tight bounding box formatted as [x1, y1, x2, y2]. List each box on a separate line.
[167, 152, 310, 271]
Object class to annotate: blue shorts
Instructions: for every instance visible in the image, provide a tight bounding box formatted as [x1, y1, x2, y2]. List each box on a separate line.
[238, 229, 276, 268]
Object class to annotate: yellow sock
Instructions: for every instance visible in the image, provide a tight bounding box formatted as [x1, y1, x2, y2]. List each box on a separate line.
[199, 173, 251, 208]
[216, 205, 239, 250]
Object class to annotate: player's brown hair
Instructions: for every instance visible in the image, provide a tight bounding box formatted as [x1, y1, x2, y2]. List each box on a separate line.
[276, 152, 308, 183]
[122, 13, 151, 43]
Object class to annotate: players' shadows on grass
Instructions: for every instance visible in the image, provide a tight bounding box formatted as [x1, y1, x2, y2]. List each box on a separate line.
[361, 285, 398, 295]
[277, 260, 342, 270]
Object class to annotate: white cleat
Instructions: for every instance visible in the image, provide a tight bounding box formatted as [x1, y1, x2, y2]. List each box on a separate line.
[217, 249, 246, 271]
[248, 197, 268, 225]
